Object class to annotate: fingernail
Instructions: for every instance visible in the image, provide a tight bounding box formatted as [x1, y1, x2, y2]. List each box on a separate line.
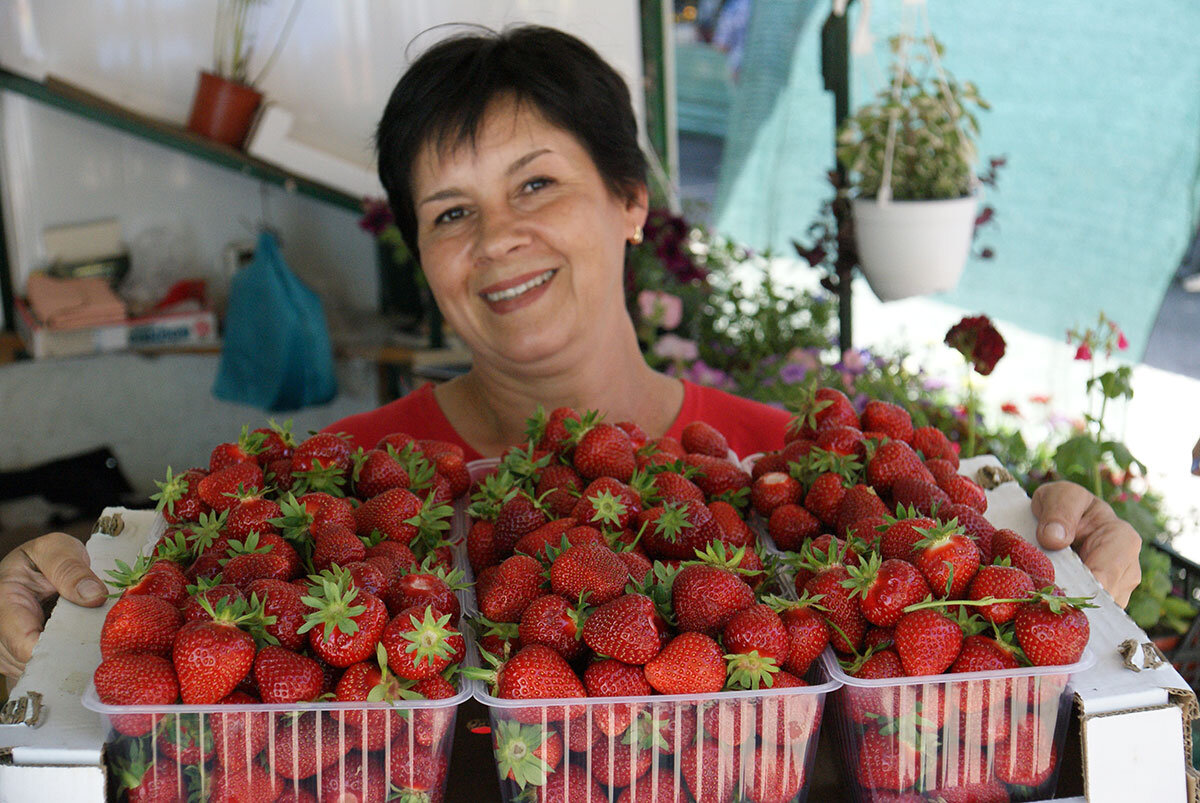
[1043, 522, 1067, 547]
[76, 579, 106, 600]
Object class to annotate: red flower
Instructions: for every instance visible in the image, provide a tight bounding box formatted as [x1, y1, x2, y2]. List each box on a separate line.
[1029, 394, 1051, 405]
[1116, 331, 1128, 350]
[1001, 402, 1021, 417]
[1074, 343, 1093, 361]
[358, 197, 395, 237]
[944, 315, 1006, 376]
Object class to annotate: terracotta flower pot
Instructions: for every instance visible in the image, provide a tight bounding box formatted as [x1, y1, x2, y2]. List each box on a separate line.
[186, 71, 264, 148]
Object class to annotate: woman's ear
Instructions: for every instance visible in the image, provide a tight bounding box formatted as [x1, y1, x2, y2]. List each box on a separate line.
[625, 182, 650, 229]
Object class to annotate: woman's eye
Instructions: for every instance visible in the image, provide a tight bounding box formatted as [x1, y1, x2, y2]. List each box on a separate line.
[522, 176, 553, 193]
[433, 207, 467, 225]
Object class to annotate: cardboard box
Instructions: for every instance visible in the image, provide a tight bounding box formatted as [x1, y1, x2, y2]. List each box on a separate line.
[12, 299, 217, 359]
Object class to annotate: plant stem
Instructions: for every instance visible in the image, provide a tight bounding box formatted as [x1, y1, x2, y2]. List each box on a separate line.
[964, 365, 976, 458]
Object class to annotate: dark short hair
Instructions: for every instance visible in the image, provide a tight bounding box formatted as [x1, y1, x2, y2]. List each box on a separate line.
[375, 25, 648, 257]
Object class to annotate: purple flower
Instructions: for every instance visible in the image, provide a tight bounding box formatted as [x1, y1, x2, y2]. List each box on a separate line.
[780, 362, 810, 385]
[687, 360, 735, 390]
[359, 197, 394, 236]
[637, 290, 683, 331]
[923, 376, 949, 392]
[839, 348, 869, 375]
[653, 334, 699, 362]
[784, 347, 822, 374]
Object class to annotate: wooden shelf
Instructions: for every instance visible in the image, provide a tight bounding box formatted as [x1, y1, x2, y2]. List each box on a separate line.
[0, 68, 361, 214]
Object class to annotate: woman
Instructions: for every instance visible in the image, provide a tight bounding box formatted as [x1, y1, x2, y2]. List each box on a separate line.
[0, 25, 1140, 680]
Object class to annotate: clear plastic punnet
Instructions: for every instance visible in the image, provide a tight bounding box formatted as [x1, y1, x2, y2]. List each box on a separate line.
[821, 647, 1095, 803]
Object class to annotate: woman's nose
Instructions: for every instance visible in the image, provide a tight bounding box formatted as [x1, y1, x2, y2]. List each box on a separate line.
[473, 206, 531, 262]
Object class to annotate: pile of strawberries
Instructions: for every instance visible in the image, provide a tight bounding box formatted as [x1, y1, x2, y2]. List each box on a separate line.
[462, 408, 831, 803]
[745, 385, 1094, 801]
[91, 422, 470, 803]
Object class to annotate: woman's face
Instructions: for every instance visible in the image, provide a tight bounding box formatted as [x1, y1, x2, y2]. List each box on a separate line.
[411, 98, 647, 371]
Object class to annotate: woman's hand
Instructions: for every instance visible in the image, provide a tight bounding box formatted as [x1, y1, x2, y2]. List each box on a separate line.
[0, 533, 108, 680]
[1031, 481, 1142, 607]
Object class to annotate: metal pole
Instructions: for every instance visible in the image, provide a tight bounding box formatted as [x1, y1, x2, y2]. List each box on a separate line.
[821, 5, 854, 351]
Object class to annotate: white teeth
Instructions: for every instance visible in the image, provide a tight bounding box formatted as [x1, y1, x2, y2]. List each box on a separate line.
[483, 269, 555, 302]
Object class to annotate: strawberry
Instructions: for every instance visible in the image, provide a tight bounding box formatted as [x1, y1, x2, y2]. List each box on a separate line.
[292, 431, 353, 473]
[534, 405, 582, 454]
[708, 499, 756, 549]
[616, 768, 685, 803]
[842, 648, 915, 726]
[672, 551, 756, 635]
[209, 762, 284, 803]
[843, 554, 931, 627]
[479, 553, 545, 623]
[536, 764, 606, 803]
[209, 426, 267, 472]
[951, 633, 1021, 673]
[678, 739, 737, 803]
[643, 631, 726, 694]
[493, 719, 563, 789]
[364, 537, 418, 570]
[681, 420, 730, 458]
[892, 608, 964, 676]
[381, 604, 459, 680]
[856, 731, 919, 792]
[307, 520, 364, 572]
[431, 449, 471, 499]
[1014, 597, 1090, 665]
[180, 580, 244, 622]
[299, 568, 389, 667]
[253, 644, 323, 703]
[742, 743, 806, 803]
[802, 548, 867, 654]
[536, 463, 584, 518]
[940, 473, 988, 513]
[765, 595, 830, 675]
[788, 384, 860, 439]
[650, 470, 707, 506]
[220, 531, 299, 588]
[835, 483, 890, 536]
[100, 593, 184, 660]
[516, 593, 585, 660]
[641, 499, 722, 560]
[106, 556, 189, 607]
[940, 502, 997, 563]
[269, 711, 351, 781]
[816, 424, 865, 456]
[387, 740, 448, 800]
[911, 520, 981, 598]
[93, 653, 179, 736]
[512, 518, 586, 560]
[549, 542, 628, 606]
[384, 563, 464, 624]
[966, 565, 1036, 623]
[866, 439, 932, 495]
[477, 644, 587, 713]
[879, 514, 938, 562]
[722, 602, 789, 682]
[911, 425, 958, 466]
[683, 453, 752, 501]
[112, 740, 186, 802]
[467, 519, 499, 572]
[615, 419, 649, 447]
[862, 400, 913, 443]
[353, 486, 422, 543]
[993, 713, 1059, 786]
[574, 422, 637, 481]
[246, 577, 308, 650]
[493, 491, 550, 557]
[581, 592, 666, 664]
[571, 476, 640, 530]
[991, 528, 1055, 587]
[150, 466, 211, 524]
[332, 652, 409, 749]
[890, 475, 952, 517]
[352, 446, 411, 499]
[317, 752, 388, 803]
[224, 493, 282, 541]
[751, 450, 789, 480]
[250, 419, 295, 463]
[272, 491, 357, 540]
[925, 456, 960, 484]
[805, 472, 848, 526]
[751, 471, 803, 517]
[208, 690, 269, 767]
[766, 503, 820, 551]
[583, 657, 655, 697]
[172, 597, 264, 704]
[590, 736, 654, 789]
[646, 434, 688, 460]
[197, 461, 264, 511]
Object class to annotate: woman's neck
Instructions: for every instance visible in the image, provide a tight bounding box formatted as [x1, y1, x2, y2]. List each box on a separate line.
[435, 321, 684, 457]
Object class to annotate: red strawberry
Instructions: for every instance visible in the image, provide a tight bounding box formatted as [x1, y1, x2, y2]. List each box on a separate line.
[333, 658, 408, 749]
[493, 492, 550, 557]
[681, 420, 730, 458]
[114, 742, 186, 802]
[940, 502, 998, 563]
[273, 491, 357, 540]
[993, 713, 1059, 786]
[488, 644, 587, 712]
[879, 515, 937, 562]
[352, 446, 411, 499]
[751, 451, 789, 480]
[890, 475, 952, 518]
[843, 554, 931, 627]
[310, 520, 366, 571]
[862, 400, 914, 443]
[150, 466, 210, 524]
[641, 499, 723, 560]
[353, 486, 422, 543]
[384, 565, 463, 624]
[317, 752, 388, 803]
[805, 472, 848, 526]
[751, 471, 803, 517]
[768, 596, 830, 675]
[803, 555, 867, 654]
[387, 738, 448, 799]
[253, 645, 323, 703]
[940, 474, 988, 513]
[892, 608, 964, 676]
[649, 470, 707, 506]
[966, 565, 1036, 623]
[615, 419, 649, 447]
[208, 690, 269, 767]
[536, 463, 584, 518]
[224, 493, 282, 540]
[299, 568, 389, 667]
[536, 764, 606, 803]
[911, 426, 959, 465]
[467, 519, 499, 571]
[1014, 597, 1090, 666]
[816, 425, 865, 456]
[220, 531, 299, 589]
[269, 711, 351, 780]
[197, 461, 264, 511]
[788, 385, 860, 439]
[247, 577, 309, 651]
[856, 731, 919, 792]
[581, 593, 666, 665]
[911, 520, 982, 598]
[683, 453, 752, 501]
[709, 500, 756, 549]
[835, 483, 890, 536]
[574, 423, 637, 481]
[549, 543, 627, 606]
[381, 605, 459, 680]
[951, 634, 1021, 673]
[209, 761, 283, 802]
[492, 719, 563, 787]
[513, 518, 587, 561]
[265, 458, 295, 493]
[571, 476, 640, 530]
[479, 553, 545, 623]
[643, 631, 725, 694]
[100, 594, 185, 660]
[678, 738, 737, 803]
[766, 503, 820, 551]
[672, 557, 756, 635]
[991, 528, 1055, 587]
[535, 405, 582, 454]
[209, 426, 266, 472]
[925, 457, 960, 484]
[292, 432, 353, 474]
[172, 598, 262, 704]
[723, 602, 789, 666]
[742, 743, 806, 803]
[93, 653, 179, 736]
[106, 556, 189, 607]
[431, 450, 471, 500]
[518, 593, 587, 660]
[866, 440, 932, 495]
[590, 733, 653, 788]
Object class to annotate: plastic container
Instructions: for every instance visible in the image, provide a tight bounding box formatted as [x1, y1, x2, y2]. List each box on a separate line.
[821, 648, 1095, 802]
[471, 665, 839, 803]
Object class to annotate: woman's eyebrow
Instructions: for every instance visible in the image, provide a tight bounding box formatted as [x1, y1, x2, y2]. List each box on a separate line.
[418, 148, 554, 208]
[506, 148, 552, 176]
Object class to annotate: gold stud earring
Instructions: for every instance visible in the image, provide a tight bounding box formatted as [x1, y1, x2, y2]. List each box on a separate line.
[629, 225, 644, 245]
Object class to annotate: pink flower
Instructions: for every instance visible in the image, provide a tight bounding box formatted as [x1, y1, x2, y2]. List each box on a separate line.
[637, 290, 684, 331]
[652, 334, 698, 362]
[1116, 331, 1128, 350]
[1029, 394, 1051, 405]
[840, 348, 868, 373]
[944, 315, 1006, 376]
[785, 347, 822, 374]
[1074, 344, 1093, 361]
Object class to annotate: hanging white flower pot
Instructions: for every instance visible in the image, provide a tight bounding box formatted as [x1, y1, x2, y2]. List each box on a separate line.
[852, 193, 978, 302]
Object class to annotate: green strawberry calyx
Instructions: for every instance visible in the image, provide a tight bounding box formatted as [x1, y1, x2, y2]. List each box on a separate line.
[298, 567, 367, 642]
[724, 649, 781, 690]
[396, 607, 456, 671]
[494, 719, 553, 789]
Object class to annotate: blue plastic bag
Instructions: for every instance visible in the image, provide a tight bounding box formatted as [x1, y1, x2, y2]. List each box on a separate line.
[213, 230, 337, 411]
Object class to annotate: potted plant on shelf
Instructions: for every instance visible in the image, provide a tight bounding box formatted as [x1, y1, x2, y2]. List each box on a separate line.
[836, 34, 992, 301]
[187, 0, 301, 148]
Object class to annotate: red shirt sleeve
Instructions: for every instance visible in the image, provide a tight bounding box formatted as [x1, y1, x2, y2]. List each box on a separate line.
[321, 382, 484, 460]
[664, 380, 791, 458]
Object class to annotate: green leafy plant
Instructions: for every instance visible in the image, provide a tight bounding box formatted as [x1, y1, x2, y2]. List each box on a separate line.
[213, 0, 301, 87]
[837, 34, 989, 201]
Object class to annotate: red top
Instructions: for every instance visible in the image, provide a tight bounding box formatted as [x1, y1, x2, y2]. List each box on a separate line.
[324, 380, 791, 460]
